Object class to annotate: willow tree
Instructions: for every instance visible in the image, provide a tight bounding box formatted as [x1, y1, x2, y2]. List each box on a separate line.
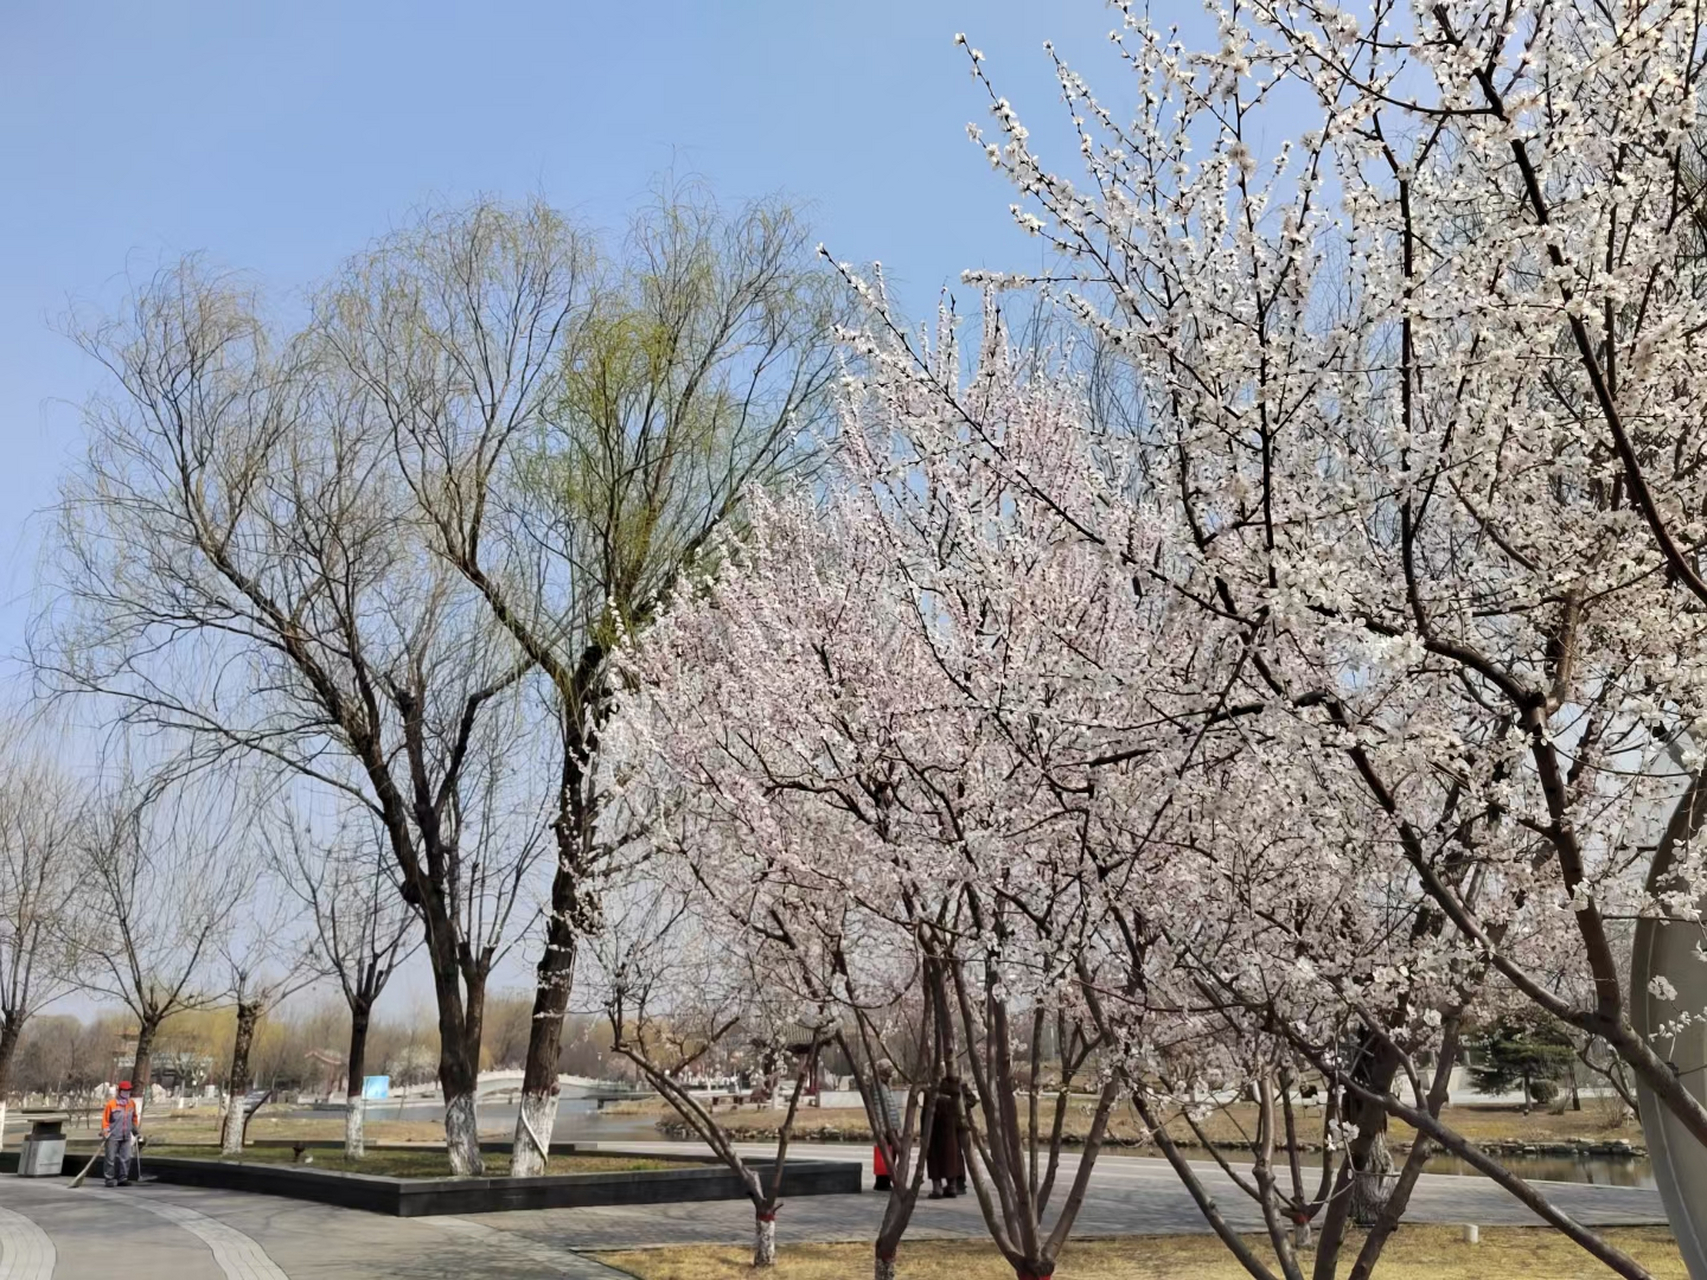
[40, 264, 548, 1173]
[214, 868, 316, 1155]
[0, 756, 85, 1110]
[317, 188, 841, 1174]
[79, 774, 245, 1103]
[272, 812, 417, 1159]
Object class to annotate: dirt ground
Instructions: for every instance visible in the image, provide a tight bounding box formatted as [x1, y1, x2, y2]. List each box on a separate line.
[596, 1226, 1686, 1279]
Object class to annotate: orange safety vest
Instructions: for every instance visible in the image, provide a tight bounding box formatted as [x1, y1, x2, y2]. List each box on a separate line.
[101, 1097, 139, 1137]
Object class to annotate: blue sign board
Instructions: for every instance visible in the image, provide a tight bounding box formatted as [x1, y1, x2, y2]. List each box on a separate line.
[361, 1075, 390, 1100]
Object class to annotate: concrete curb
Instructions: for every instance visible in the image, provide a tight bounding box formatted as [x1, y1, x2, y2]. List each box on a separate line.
[2, 1148, 862, 1217]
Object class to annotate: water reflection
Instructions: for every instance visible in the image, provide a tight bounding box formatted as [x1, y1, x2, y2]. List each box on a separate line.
[1422, 1152, 1655, 1189]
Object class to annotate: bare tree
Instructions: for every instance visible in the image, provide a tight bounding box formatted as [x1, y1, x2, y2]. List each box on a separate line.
[0, 755, 86, 1147]
[10, 1014, 122, 1125]
[316, 189, 843, 1174]
[40, 263, 550, 1172]
[214, 867, 317, 1154]
[272, 809, 417, 1157]
[594, 880, 829, 1267]
[79, 773, 244, 1104]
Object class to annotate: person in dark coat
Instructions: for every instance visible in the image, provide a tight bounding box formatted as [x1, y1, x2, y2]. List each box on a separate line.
[926, 1075, 964, 1198]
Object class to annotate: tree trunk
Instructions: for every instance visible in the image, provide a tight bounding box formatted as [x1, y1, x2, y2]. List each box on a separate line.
[1522, 1070, 1533, 1115]
[344, 1007, 370, 1159]
[1315, 1040, 1400, 1277]
[221, 1000, 263, 1155]
[873, 1254, 898, 1280]
[752, 1212, 778, 1267]
[511, 1087, 556, 1178]
[421, 882, 486, 1175]
[0, 1015, 22, 1099]
[377, 768, 488, 1177]
[130, 1016, 159, 1113]
[0, 1016, 18, 1156]
[444, 1088, 481, 1173]
[440, 1006, 484, 1177]
[1349, 1130, 1394, 1227]
[514, 724, 599, 1177]
[511, 869, 579, 1177]
[343, 1093, 366, 1159]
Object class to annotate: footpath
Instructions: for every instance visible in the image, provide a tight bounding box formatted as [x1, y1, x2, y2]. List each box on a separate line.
[0, 1146, 1668, 1278]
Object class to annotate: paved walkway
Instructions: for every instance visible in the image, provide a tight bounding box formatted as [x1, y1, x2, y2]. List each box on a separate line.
[545, 1143, 1665, 1249]
[0, 1178, 628, 1279]
[0, 1146, 1669, 1277]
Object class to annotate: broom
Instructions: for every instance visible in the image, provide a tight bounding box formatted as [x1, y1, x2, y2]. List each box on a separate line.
[67, 1146, 102, 1188]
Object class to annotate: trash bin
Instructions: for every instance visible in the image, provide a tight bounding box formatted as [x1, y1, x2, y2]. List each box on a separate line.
[18, 1118, 66, 1177]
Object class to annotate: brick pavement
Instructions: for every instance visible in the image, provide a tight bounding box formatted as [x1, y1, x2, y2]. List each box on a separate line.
[0, 1178, 629, 1279]
[486, 1150, 1666, 1252]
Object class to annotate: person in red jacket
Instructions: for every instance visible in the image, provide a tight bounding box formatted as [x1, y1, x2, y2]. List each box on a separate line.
[101, 1081, 141, 1187]
[871, 1061, 901, 1191]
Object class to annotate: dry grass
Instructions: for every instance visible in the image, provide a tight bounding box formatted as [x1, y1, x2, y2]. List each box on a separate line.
[691, 1099, 1641, 1151]
[70, 1095, 1637, 1157]
[145, 1145, 678, 1177]
[1152, 1101, 1637, 1150]
[596, 1227, 1686, 1279]
[113, 1112, 468, 1147]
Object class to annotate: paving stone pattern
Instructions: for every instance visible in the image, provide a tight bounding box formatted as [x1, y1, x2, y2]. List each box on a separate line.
[0, 1146, 1670, 1279]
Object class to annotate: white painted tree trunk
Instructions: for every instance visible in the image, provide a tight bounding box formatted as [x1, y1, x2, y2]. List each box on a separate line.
[220, 1093, 244, 1155]
[344, 1096, 365, 1159]
[444, 1092, 483, 1175]
[873, 1254, 897, 1280]
[752, 1214, 777, 1267]
[509, 1090, 554, 1177]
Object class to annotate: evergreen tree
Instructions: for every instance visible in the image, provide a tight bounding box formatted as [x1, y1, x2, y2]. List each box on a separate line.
[1471, 1014, 1577, 1114]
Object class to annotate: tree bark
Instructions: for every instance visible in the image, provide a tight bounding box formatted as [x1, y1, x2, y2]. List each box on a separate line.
[1344, 1022, 1463, 1280]
[873, 1255, 898, 1280]
[0, 1016, 22, 1100]
[371, 711, 493, 1177]
[1313, 1037, 1399, 1278]
[512, 1086, 556, 1177]
[345, 1007, 370, 1159]
[752, 1212, 778, 1267]
[1348, 1131, 1394, 1227]
[442, 1059, 482, 1177]
[220, 999, 262, 1155]
[418, 872, 486, 1175]
[130, 1016, 159, 1111]
[511, 850, 579, 1177]
[513, 715, 599, 1177]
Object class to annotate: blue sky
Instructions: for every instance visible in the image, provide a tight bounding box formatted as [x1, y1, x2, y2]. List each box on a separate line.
[0, 1, 1170, 662]
[0, 0, 1201, 1007]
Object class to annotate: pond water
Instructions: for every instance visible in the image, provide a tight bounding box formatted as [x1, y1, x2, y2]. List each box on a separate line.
[1422, 1151, 1656, 1188]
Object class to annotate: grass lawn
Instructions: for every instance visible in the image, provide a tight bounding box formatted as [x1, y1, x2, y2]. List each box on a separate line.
[596, 1227, 1687, 1279]
[144, 1145, 679, 1178]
